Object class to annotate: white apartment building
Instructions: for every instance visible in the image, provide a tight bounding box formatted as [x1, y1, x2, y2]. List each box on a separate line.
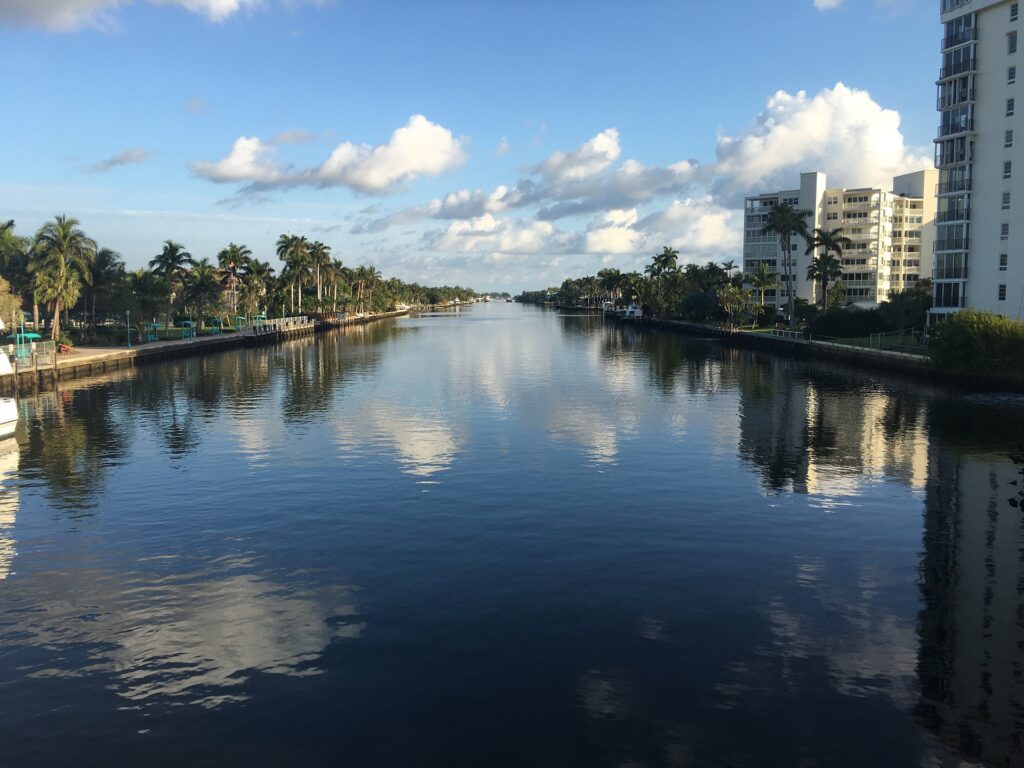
[934, 0, 1022, 322]
[743, 170, 937, 312]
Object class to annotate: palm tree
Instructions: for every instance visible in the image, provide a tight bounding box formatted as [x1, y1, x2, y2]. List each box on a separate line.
[804, 227, 853, 308]
[362, 266, 381, 312]
[149, 240, 194, 329]
[323, 258, 348, 311]
[30, 215, 97, 340]
[748, 261, 779, 308]
[183, 258, 222, 330]
[760, 203, 811, 328]
[217, 242, 252, 316]
[645, 246, 679, 279]
[308, 241, 332, 305]
[90, 248, 125, 331]
[276, 234, 310, 313]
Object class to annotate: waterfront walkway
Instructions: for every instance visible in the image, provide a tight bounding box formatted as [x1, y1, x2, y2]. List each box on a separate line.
[1, 310, 409, 393]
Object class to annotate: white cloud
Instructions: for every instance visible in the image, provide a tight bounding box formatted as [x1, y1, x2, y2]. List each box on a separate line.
[637, 197, 743, 257]
[0, 0, 124, 29]
[0, 0, 322, 30]
[712, 82, 931, 200]
[317, 114, 467, 193]
[189, 136, 284, 184]
[89, 147, 152, 173]
[428, 214, 569, 255]
[149, 0, 261, 22]
[535, 127, 621, 183]
[813, 0, 842, 9]
[192, 115, 466, 195]
[584, 209, 643, 255]
[495, 136, 511, 156]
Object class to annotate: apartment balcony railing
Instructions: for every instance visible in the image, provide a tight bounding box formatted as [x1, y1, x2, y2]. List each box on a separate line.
[936, 179, 972, 194]
[933, 267, 969, 280]
[934, 150, 971, 166]
[937, 119, 974, 137]
[934, 237, 970, 251]
[937, 89, 976, 110]
[935, 208, 971, 223]
[941, 27, 976, 49]
[938, 59, 977, 79]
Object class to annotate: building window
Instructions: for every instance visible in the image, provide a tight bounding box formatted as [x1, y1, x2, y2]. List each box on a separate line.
[1000, 253, 1009, 271]
[1001, 222, 1010, 240]
[1005, 161, 1014, 178]
[999, 284, 1007, 301]
[1008, 129, 1016, 148]
[1012, 66, 1019, 84]
[1013, 2, 1020, 21]
[1011, 31, 1019, 55]
[1009, 98, 1017, 116]
[1004, 191, 1012, 209]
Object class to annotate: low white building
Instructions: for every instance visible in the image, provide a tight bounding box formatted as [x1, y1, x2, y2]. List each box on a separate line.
[742, 170, 937, 312]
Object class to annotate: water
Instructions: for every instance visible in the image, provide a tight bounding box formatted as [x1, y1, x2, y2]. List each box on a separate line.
[1, 303, 1022, 767]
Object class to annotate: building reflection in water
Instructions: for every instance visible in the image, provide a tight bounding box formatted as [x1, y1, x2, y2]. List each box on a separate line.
[917, 446, 1024, 766]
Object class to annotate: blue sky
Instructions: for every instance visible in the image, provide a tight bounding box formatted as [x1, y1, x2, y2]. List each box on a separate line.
[0, 0, 940, 291]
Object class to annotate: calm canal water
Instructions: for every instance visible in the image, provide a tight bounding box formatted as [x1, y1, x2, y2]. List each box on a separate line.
[1, 303, 1023, 767]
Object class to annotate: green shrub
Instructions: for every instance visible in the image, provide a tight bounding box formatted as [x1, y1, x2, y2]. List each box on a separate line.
[929, 309, 1024, 376]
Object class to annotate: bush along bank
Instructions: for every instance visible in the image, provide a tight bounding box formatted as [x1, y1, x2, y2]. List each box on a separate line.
[928, 310, 1024, 379]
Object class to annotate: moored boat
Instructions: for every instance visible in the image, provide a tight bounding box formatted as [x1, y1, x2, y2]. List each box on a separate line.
[0, 352, 16, 439]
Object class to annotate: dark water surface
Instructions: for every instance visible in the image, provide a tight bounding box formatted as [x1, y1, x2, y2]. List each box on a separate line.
[2, 304, 1023, 767]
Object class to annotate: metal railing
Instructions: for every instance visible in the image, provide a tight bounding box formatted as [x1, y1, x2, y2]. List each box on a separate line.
[936, 179, 971, 194]
[938, 59, 977, 79]
[941, 28, 976, 49]
[937, 119, 974, 137]
[934, 237, 970, 251]
[4, 340, 56, 373]
[935, 208, 971, 223]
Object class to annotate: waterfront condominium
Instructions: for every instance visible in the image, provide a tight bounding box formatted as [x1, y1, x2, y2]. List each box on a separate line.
[742, 170, 938, 312]
[934, 0, 1022, 322]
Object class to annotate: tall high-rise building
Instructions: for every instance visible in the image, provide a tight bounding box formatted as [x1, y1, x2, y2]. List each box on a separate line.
[742, 170, 937, 312]
[934, 0, 1022, 322]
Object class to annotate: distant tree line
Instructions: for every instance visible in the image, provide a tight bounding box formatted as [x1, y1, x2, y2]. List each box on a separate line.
[0, 215, 479, 343]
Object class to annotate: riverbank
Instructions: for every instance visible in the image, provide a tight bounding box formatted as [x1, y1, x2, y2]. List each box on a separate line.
[627, 316, 1024, 392]
[0, 309, 410, 394]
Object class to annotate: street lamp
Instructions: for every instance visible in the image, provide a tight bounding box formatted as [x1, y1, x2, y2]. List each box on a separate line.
[126, 310, 131, 349]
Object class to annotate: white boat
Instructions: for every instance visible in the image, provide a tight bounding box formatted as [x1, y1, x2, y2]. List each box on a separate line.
[0, 352, 16, 439]
[622, 303, 643, 320]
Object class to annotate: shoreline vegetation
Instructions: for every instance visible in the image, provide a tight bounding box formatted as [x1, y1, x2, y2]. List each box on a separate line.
[518, 245, 1024, 390]
[0, 215, 488, 349]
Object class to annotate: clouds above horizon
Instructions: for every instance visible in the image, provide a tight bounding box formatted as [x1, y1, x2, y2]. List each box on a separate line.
[0, 0, 324, 30]
[191, 115, 467, 195]
[89, 147, 152, 173]
[345, 83, 929, 272]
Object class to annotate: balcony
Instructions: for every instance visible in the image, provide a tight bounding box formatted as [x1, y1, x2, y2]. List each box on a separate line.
[936, 179, 972, 194]
[935, 208, 971, 223]
[937, 119, 974, 137]
[934, 237, 969, 251]
[936, 89, 976, 110]
[941, 27, 976, 49]
[933, 266, 969, 280]
[934, 149, 971, 166]
[938, 59, 977, 79]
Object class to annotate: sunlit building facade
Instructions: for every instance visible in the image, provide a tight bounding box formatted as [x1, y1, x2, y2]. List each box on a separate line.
[933, 0, 1022, 321]
[743, 170, 937, 311]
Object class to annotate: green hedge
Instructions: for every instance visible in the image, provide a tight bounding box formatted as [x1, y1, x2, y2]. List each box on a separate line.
[929, 310, 1024, 375]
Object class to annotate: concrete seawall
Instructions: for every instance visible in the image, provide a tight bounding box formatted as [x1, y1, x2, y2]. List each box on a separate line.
[1, 310, 410, 395]
[610, 315, 1024, 392]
